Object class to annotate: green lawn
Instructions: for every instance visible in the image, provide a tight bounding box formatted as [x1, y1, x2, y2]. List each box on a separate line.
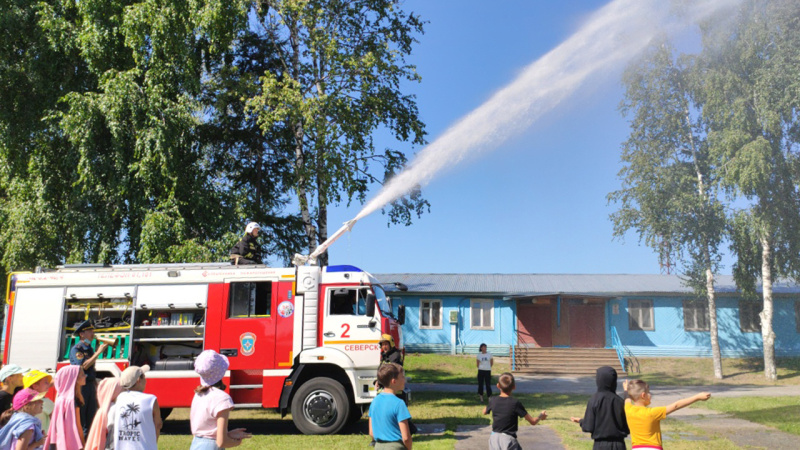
[697, 396, 800, 436]
[404, 353, 511, 384]
[632, 357, 800, 386]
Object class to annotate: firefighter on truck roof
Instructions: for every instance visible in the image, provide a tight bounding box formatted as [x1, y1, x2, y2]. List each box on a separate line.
[229, 222, 263, 265]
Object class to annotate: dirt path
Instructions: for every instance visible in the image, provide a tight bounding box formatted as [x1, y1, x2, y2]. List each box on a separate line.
[670, 407, 797, 450]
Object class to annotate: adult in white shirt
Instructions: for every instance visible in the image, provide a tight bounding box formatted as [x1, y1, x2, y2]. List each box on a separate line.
[476, 343, 494, 402]
[112, 366, 161, 450]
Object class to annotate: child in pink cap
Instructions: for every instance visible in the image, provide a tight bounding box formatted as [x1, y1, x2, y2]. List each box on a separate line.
[189, 350, 251, 449]
[0, 388, 47, 450]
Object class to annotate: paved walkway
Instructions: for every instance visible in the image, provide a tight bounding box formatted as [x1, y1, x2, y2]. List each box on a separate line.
[411, 378, 800, 449]
[454, 424, 563, 450]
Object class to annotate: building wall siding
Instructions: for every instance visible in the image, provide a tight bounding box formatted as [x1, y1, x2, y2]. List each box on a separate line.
[397, 296, 515, 356]
[610, 296, 800, 357]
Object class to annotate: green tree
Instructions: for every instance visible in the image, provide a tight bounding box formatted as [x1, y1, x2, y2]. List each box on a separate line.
[247, 0, 429, 265]
[610, 41, 727, 379]
[698, 0, 800, 381]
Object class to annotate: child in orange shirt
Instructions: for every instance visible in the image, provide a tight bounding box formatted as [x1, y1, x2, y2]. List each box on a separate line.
[623, 379, 711, 449]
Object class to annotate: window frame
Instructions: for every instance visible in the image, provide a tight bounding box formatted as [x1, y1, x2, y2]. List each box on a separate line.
[470, 299, 494, 330]
[682, 299, 710, 332]
[739, 301, 762, 333]
[628, 299, 654, 331]
[228, 281, 272, 319]
[419, 299, 442, 330]
[796, 301, 800, 334]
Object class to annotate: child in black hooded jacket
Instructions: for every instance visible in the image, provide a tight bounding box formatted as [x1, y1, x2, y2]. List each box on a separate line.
[570, 366, 629, 450]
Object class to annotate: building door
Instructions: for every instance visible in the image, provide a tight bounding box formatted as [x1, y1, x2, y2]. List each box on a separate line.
[517, 302, 552, 347]
[568, 303, 605, 348]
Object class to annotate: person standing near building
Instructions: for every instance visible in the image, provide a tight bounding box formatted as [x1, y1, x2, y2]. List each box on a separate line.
[229, 222, 263, 265]
[69, 320, 109, 435]
[112, 366, 161, 450]
[476, 343, 493, 402]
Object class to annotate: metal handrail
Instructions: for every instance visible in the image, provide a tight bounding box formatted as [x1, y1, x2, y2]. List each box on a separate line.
[610, 326, 626, 372]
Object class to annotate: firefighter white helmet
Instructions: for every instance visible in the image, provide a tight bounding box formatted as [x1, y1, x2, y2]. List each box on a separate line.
[245, 222, 261, 234]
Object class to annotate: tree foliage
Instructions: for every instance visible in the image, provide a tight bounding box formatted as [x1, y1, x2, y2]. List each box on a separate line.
[247, 0, 429, 264]
[612, 0, 800, 380]
[0, 0, 428, 272]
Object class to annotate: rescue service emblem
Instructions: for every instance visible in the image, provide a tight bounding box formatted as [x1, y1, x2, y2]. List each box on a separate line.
[240, 332, 256, 356]
[278, 301, 294, 318]
[75, 352, 84, 360]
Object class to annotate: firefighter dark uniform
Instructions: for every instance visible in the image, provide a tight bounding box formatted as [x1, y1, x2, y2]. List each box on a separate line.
[230, 222, 263, 265]
[69, 320, 99, 435]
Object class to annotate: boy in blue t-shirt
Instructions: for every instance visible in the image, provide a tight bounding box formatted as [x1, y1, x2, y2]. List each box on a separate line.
[369, 363, 412, 449]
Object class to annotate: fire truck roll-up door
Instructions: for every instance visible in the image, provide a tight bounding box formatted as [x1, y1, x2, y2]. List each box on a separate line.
[8, 287, 65, 372]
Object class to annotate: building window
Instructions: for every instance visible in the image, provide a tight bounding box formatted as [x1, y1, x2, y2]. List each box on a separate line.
[470, 299, 494, 330]
[683, 300, 709, 331]
[229, 282, 272, 318]
[796, 301, 800, 333]
[420, 299, 442, 329]
[739, 301, 761, 333]
[628, 299, 654, 331]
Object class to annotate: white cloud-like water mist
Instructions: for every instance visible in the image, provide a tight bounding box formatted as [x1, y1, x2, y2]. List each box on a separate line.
[303, 0, 741, 263]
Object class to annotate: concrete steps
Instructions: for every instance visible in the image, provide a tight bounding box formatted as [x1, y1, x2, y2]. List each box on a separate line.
[513, 347, 625, 376]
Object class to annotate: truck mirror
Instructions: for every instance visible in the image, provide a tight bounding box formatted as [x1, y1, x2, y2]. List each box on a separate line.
[366, 293, 376, 317]
[398, 305, 405, 325]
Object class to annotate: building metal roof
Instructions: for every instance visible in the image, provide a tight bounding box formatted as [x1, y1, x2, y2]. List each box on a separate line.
[374, 273, 800, 297]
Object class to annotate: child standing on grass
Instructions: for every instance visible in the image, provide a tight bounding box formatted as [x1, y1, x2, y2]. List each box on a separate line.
[369, 363, 412, 450]
[483, 372, 547, 450]
[476, 343, 493, 402]
[570, 366, 629, 450]
[623, 379, 711, 450]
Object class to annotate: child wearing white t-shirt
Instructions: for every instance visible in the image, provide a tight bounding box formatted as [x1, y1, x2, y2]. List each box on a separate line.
[476, 343, 494, 402]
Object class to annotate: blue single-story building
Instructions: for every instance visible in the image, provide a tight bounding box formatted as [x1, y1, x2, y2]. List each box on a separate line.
[377, 273, 800, 359]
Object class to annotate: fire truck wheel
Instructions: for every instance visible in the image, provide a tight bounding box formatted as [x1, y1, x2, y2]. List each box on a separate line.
[290, 378, 350, 435]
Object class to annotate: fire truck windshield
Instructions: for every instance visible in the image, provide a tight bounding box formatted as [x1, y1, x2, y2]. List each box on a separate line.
[372, 285, 393, 317]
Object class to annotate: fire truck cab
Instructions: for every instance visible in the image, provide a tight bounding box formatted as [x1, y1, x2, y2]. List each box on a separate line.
[1, 263, 404, 435]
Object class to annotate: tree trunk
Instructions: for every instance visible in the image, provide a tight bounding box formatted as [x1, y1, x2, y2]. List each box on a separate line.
[706, 266, 723, 379]
[317, 190, 328, 266]
[288, 18, 317, 255]
[760, 234, 777, 381]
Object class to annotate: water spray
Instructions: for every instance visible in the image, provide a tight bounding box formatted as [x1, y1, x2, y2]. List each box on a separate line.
[293, 0, 741, 266]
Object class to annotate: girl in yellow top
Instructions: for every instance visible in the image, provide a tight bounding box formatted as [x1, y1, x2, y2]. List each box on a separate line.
[623, 380, 711, 449]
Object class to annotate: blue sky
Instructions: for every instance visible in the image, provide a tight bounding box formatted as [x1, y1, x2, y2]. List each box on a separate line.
[306, 0, 737, 275]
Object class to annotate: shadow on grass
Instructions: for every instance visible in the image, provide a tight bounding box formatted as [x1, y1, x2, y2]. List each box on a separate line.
[162, 417, 373, 437]
[408, 368, 474, 385]
[715, 405, 800, 436]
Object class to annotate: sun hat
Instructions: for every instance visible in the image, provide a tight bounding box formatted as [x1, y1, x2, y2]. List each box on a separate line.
[119, 365, 150, 390]
[12, 388, 46, 411]
[23, 370, 52, 389]
[0, 364, 28, 383]
[194, 350, 229, 386]
[245, 222, 261, 234]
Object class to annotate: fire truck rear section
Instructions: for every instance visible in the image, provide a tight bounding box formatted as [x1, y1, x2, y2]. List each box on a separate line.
[2, 263, 405, 435]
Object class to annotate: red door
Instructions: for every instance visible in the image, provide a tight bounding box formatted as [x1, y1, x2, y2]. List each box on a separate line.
[206, 280, 281, 406]
[568, 303, 605, 348]
[517, 303, 552, 347]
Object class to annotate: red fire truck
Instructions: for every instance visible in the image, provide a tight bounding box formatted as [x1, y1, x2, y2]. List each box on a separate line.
[1, 263, 405, 434]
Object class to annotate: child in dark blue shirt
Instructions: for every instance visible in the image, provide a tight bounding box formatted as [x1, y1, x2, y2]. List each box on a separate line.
[369, 363, 411, 449]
